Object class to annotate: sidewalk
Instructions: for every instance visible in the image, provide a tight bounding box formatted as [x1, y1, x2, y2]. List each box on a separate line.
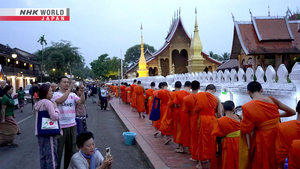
[110, 98, 196, 169]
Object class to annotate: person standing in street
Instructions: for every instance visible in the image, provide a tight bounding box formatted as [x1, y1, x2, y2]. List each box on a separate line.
[100, 86, 108, 111]
[52, 76, 85, 169]
[34, 84, 60, 169]
[17, 87, 25, 113]
[1, 85, 21, 135]
[75, 86, 87, 134]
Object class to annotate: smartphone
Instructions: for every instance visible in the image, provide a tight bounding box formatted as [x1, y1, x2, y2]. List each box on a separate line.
[106, 147, 111, 157]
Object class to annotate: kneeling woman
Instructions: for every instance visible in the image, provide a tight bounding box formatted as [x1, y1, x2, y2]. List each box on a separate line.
[68, 131, 113, 169]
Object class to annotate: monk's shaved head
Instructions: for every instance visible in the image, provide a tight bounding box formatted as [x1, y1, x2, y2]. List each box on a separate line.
[223, 101, 235, 111]
[247, 81, 262, 93]
[296, 101, 300, 113]
[191, 80, 200, 90]
[206, 84, 216, 92]
[184, 81, 191, 87]
[175, 81, 182, 89]
[150, 82, 155, 87]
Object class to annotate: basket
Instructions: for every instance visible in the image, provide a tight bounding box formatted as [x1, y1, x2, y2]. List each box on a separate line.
[122, 132, 136, 145]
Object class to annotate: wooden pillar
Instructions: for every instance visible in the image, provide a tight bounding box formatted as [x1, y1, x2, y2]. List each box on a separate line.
[158, 57, 161, 76]
[169, 48, 173, 75]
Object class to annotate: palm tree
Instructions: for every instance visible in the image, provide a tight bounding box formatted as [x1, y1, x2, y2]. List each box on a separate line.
[37, 35, 47, 82]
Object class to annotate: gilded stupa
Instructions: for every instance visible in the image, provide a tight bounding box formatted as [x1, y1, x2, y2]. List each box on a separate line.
[137, 24, 149, 77]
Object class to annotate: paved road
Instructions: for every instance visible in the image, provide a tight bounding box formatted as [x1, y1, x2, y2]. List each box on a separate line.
[0, 98, 150, 169]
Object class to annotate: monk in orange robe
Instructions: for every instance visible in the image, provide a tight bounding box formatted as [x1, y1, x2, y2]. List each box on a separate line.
[120, 83, 126, 103]
[241, 81, 296, 169]
[181, 81, 198, 157]
[194, 84, 221, 169]
[134, 81, 146, 118]
[157, 82, 173, 144]
[130, 80, 137, 110]
[145, 82, 155, 115]
[276, 101, 300, 168]
[152, 83, 164, 131]
[212, 101, 240, 169]
[170, 81, 182, 145]
[288, 139, 300, 169]
[173, 81, 191, 153]
[125, 85, 131, 104]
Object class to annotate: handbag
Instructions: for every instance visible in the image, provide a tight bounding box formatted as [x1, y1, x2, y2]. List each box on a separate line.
[149, 97, 160, 121]
[37, 110, 61, 136]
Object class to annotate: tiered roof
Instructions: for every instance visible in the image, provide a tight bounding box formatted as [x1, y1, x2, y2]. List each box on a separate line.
[231, 15, 300, 59]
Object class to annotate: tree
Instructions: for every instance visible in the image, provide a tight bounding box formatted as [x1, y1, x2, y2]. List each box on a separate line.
[222, 52, 230, 60]
[209, 51, 223, 61]
[90, 54, 122, 80]
[35, 40, 86, 82]
[124, 44, 155, 66]
[37, 35, 47, 82]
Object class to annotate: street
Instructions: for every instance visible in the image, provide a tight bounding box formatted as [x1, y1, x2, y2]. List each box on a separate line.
[0, 98, 151, 169]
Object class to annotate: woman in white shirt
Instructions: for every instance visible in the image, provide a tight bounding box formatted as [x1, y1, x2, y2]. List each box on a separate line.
[68, 131, 113, 169]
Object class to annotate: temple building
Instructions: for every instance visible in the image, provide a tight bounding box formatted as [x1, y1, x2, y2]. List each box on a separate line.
[126, 10, 221, 78]
[230, 13, 300, 72]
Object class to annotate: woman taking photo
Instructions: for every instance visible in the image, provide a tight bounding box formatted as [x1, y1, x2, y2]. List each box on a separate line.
[1, 85, 21, 135]
[68, 131, 113, 169]
[34, 84, 60, 169]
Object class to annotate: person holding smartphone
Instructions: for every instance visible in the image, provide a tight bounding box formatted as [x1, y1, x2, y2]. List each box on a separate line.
[68, 131, 113, 169]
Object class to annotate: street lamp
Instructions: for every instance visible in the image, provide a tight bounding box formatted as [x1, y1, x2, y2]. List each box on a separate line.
[52, 68, 56, 72]
[11, 53, 17, 59]
[64, 72, 67, 76]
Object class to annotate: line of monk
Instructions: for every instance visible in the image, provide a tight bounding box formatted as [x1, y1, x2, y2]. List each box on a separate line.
[116, 79, 299, 169]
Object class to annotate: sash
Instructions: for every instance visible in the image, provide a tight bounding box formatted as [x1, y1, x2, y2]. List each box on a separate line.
[226, 130, 240, 138]
[257, 117, 279, 130]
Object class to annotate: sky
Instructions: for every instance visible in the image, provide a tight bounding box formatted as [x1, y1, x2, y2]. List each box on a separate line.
[0, 0, 299, 67]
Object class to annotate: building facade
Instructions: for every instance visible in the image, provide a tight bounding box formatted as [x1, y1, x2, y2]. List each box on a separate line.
[230, 14, 300, 72]
[126, 10, 221, 78]
[0, 44, 40, 92]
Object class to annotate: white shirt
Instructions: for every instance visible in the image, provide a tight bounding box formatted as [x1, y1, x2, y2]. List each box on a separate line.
[100, 89, 108, 97]
[52, 91, 80, 128]
[68, 150, 104, 169]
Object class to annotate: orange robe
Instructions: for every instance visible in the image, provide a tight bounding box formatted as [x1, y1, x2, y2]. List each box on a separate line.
[125, 87, 131, 104]
[173, 90, 190, 145]
[241, 98, 279, 169]
[194, 92, 218, 164]
[130, 84, 137, 108]
[145, 89, 154, 115]
[288, 139, 300, 169]
[120, 85, 126, 102]
[155, 89, 172, 135]
[182, 94, 196, 155]
[275, 120, 300, 165]
[134, 85, 145, 113]
[115, 86, 119, 97]
[169, 91, 180, 143]
[212, 116, 240, 169]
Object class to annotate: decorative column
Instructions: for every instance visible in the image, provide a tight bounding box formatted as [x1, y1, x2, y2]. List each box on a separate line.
[169, 47, 172, 75]
[289, 62, 300, 102]
[12, 76, 16, 93]
[158, 57, 161, 76]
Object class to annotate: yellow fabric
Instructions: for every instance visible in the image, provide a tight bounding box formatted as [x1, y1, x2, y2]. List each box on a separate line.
[239, 133, 249, 169]
[127, 91, 131, 93]
[148, 96, 152, 100]
[226, 130, 240, 138]
[257, 117, 279, 130]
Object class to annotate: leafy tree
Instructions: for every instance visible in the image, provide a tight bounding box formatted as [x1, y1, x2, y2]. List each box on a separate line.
[222, 52, 230, 60]
[90, 54, 122, 80]
[35, 40, 86, 82]
[124, 44, 155, 66]
[209, 51, 223, 61]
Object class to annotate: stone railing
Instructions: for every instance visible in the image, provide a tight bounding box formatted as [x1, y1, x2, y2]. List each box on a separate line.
[111, 63, 300, 121]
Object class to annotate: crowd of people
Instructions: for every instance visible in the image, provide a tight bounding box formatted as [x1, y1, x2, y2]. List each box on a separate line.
[0, 77, 113, 169]
[113, 79, 300, 169]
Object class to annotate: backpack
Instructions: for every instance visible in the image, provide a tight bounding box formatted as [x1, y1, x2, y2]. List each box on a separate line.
[149, 97, 160, 121]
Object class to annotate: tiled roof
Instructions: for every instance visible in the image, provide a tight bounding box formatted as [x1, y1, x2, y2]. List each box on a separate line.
[216, 59, 239, 70]
[232, 17, 300, 55]
[0, 43, 39, 64]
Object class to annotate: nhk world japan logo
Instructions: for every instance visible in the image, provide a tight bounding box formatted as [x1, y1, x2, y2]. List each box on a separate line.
[0, 8, 70, 21]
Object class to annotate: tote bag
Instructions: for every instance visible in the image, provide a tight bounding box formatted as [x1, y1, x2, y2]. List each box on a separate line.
[149, 97, 160, 121]
[37, 110, 61, 136]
